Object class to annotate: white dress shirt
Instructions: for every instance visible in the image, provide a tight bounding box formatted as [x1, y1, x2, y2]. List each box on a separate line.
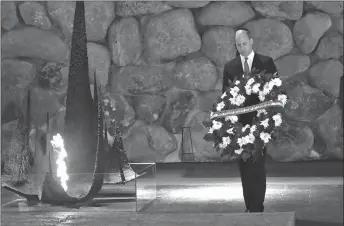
[240, 51, 255, 72]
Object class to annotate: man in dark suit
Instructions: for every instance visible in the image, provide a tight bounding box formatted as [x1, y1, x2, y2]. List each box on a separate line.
[222, 28, 277, 213]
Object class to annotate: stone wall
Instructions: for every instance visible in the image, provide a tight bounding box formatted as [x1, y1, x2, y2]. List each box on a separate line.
[1, 1, 343, 163]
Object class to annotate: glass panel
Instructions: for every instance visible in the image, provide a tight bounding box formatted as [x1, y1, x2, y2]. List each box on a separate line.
[132, 163, 157, 212]
[2, 164, 157, 213]
[1, 171, 142, 213]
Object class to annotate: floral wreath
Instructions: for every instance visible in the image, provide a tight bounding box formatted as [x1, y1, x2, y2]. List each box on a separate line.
[203, 69, 288, 161]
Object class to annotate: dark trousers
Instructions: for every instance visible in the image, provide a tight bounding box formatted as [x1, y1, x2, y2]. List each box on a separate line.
[239, 148, 266, 212]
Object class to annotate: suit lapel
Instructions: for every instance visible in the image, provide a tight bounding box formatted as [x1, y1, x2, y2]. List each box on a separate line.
[235, 57, 243, 77]
[251, 53, 259, 71]
[252, 53, 263, 72]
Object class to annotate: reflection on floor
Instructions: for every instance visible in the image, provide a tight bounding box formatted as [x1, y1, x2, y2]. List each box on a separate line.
[147, 178, 343, 225]
[146, 161, 343, 226]
[1, 161, 343, 226]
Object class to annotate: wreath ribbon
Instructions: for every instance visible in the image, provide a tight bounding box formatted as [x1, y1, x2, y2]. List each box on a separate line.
[210, 100, 284, 119]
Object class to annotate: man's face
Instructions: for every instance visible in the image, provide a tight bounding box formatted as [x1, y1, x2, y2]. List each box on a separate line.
[235, 32, 253, 57]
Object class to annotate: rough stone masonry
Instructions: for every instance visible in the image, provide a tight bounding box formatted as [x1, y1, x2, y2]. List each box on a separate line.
[1, 1, 343, 164]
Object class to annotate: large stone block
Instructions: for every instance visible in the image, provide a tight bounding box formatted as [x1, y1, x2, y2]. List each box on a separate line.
[201, 27, 236, 67]
[1, 1, 19, 30]
[171, 57, 217, 91]
[87, 42, 111, 87]
[305, 1, 343, 16]
[196, 2, 255, 27]
[142, 9, 202, 62]
[308, 60, 343, 97]
[312, 104, 343, 159]
[124, 121, 172, 163]
[284, 82, 333, 122]
[115, 1, 172, 17]
[251, 1, 303, 20]
[47, 1, 115, 41]
[274, 54, 311, 80]
[108, 17, 142, 67]
[293, 12, 332, 54]
[267, 119, 314, 161]
[165, 1, 210, 8]
[19, 2, 52, 30]
[109, 65, 172, 95]
[161, 88, 196, 134]
[133, 94, 166, 124]
[1, 27, 69, 63]
[315, 31, 343, 60]
[244, 19, 294, 60]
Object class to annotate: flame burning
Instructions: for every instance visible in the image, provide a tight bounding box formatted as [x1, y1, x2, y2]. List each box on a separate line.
[50, 133, 69, 191]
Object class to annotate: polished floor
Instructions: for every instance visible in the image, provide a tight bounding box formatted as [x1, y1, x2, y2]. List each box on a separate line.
[147, 161, 343, 226]
[1, 161, 343, 226]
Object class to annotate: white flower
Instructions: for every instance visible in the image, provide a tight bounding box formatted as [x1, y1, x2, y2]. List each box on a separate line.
[258, 91, 265, 101]
[250, 125, 257, 133]
[237, 137, 245, 147]
[210, 111, 214, 118]
[212, 121, 223, 130]
[278, 94, 288, 106]
[104, 111, 110, 116]
[235, 148, 243, 155]
[272, 78, 282, 87]
[257, 109, 267, 117]
[263, 82, 272, 95]
[219, 143, 227, 149]
[235, 94, 245, 106]
[208, 127, 214, 134]
[263, 83, 270, 91]
[260, 118, 269, 128]
[230, 86, 240, 97]
[252, 83, 261, 94]
[230, 95, 245, 106]
[216, 101, 225, 111]
[242, 136, 250, 145]
[260, 132, 271, 143]
[245, 85, 252, 95]
[272, 113, 282, 126]
[229, 97, 237, 105]
[227, 128, 234, 134]
[247, 78, 255, 86]
[242, 124, 250, 132]
[225, 115, 238, 123]
[221, 92, 227, 99]
[222, 136, 231, 146]
[247, 133, 255, 144]
[235, 80, 240, 85]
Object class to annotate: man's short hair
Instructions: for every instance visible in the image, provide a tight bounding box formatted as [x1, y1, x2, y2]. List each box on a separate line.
[236, 28, 252, 39]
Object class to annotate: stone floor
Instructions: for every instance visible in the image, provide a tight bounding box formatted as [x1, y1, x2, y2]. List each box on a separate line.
[1, 161, 343, 226]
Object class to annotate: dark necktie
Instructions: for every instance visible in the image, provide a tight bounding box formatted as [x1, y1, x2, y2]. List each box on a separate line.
[244, 57, 249, 74]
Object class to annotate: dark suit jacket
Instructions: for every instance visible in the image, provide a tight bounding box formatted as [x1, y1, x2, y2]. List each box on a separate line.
[222, 53, 277, 125]
[340, 76, 343, 109]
